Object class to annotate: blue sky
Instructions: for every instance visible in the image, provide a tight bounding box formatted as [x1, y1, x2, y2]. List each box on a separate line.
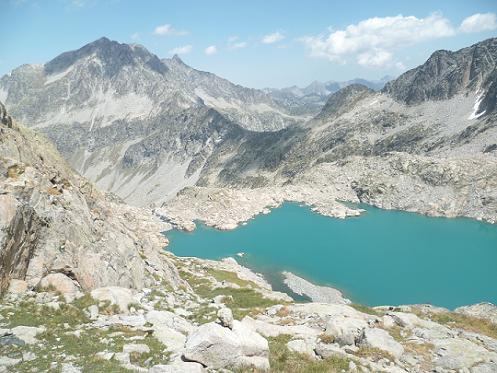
[2, 0, 497, 88]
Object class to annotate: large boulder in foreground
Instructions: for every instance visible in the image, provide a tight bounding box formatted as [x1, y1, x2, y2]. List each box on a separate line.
[40, 273, 79, 294]
[183, 320, 269, 370]
[358, 328, 404, 358]
[455, 302, 497, 325]
[90, 287, 134, 313]
[324, 315, 368, 346]
[148, 361, 205, 372]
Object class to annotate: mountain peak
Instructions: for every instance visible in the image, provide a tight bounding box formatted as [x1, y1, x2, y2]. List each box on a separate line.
[170, 54, 187, 66]
[383, 37, 497, 105]
[87, 36, 113, 47]
[318, 84, 373, 119]
[44, 37, 167, 76]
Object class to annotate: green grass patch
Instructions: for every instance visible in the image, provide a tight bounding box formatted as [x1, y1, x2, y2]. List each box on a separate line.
[0, 301, 89, 328]
[204, 268, 258, 288]
[0, 300, 170, 372]
[355, 346, 394, 362]
[427, 311, 497, 339]
[265, 335, 350, 373]
[350, 304, 384, 316]
[179, 269, 282, 321]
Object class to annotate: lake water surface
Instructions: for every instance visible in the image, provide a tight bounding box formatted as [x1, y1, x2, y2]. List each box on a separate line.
[166, 203, 497, 309]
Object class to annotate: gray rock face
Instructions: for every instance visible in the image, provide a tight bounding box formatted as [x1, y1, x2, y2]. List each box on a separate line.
[148, 362, 205, 373]
[90, 287, 135, 313]
[0, 102, 12, 128]
[282, 271, 350, 304]
[216, 307, 234, 329]
[40, 273, 79, 294]
[317, 83, 374, 120]
[0, 102, 182, 293]
[383, 37, 497, 110]
[358, 327, 404, 358]
[324, 315, 368, 346]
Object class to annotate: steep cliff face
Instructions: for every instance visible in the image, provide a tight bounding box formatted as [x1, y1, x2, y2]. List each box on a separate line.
[0, 101, 181, 292]
[383, 37, 497, 112]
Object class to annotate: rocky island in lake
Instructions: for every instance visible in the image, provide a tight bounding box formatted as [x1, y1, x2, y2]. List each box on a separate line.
[1, 3, 497, 372]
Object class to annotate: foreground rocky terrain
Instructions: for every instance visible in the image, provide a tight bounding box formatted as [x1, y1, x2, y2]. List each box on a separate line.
[2, 252, 497, 373]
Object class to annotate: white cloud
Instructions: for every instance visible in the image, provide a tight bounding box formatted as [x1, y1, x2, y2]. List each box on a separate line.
[204, 45, 217, 55]
[169, 45, 192, 55]
[131, 32, 140, 41]
[357, 50, 393, 67]
[71, 0, 87, 7]
[300, 12, 456, 68]
[459, 13, 497, 33]
[154, 24, 189, 36]
[262, 31, 285, 44]
[227, 36, 248, 50]
[231, 42, 247, 49]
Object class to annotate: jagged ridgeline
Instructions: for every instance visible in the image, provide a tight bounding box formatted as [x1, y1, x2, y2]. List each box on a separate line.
[0, 37, 305, 207]
[1, 37, 496, 220]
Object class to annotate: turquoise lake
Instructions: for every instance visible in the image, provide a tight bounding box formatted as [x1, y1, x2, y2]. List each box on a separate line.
[166, 203, 497, 309]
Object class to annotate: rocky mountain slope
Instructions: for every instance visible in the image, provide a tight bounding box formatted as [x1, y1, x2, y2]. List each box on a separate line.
[180, 38, 497, 224]
[0, 101, 180, 292]
[0, 38, 303, 206]
[264, 76, 392, 116]
[1, 37, 497, 225]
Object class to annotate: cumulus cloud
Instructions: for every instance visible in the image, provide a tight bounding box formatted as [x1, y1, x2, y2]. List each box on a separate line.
[154, 24, 189, 36]
[262, 31, 285, 44]
[301, 12, 497, 68]
[459, 13, 497, 33]
[169, 45, 192, 55]
[227, 36, 248, 50]
[300, 12, 457, 68]
[204, 45, 217, 55]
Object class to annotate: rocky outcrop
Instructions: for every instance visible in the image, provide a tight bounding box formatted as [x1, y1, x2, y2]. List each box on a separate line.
[90, 287, 135, 313]
[317, 84, 374, 119]
[183, 320, 270, 370]
[383, 37, 497, 109]
[282, 271, 350, 304]
[0, 102, 182, 293]
[455, 302, 497, 325]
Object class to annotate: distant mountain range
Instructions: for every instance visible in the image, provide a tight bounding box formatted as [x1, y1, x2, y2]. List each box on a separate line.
[263, 76, 393, 116]
[1, 37, 496, 223]
[0, 37, 306, 206]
